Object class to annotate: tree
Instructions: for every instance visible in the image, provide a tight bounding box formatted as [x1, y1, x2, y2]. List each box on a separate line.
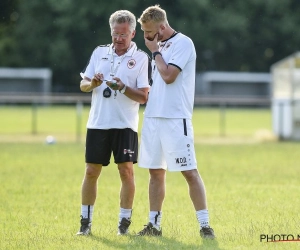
[0, 0, 300, 92]
[0, 0, 21, 66]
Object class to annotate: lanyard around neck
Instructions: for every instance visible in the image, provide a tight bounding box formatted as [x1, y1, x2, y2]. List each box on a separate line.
[110, 43, 134, 77]
[110, 52, 127, 78]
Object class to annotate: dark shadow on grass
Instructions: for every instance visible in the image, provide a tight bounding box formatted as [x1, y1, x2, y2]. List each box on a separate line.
[90, 234, 224, 250]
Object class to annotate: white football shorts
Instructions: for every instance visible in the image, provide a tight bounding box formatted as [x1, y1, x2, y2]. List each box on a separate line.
[138, 117, 197, 171]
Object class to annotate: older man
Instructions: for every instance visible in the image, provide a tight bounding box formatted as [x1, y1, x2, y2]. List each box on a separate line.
[77, 9, 150, 236]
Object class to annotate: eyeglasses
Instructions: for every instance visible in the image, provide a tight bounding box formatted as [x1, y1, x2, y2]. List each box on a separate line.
[111, 33, 129, 38]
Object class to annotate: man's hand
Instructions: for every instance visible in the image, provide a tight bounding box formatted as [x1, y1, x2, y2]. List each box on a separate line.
[106, 77, 149, 104]
[106, 77, 125, 91]
[80, 73, 104, 92]
[91, 73, 104, 88]
[145, 33, 159, 53]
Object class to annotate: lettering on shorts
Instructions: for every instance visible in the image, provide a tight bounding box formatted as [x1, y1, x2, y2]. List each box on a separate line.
[175, 157, 187, 167]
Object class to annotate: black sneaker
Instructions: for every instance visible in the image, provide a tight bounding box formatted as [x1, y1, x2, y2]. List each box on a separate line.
[200, 227, 215, 239]
[137, 222, 162, 236]
[76, 217, 92, 236]
[118, 218, 131, 235]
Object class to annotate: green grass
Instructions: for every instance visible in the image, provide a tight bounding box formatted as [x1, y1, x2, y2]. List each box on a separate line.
[0, 105, 272, 143]
[0, 106, 299, 249]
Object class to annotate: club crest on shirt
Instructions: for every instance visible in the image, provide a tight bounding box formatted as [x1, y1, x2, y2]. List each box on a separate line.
[127, 59, 136, 69]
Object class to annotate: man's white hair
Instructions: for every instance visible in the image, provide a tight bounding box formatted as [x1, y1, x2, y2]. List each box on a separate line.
[109, 10, 136, 32]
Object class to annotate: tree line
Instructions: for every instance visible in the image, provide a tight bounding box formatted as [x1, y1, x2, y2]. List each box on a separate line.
[0, 0, 299, 92]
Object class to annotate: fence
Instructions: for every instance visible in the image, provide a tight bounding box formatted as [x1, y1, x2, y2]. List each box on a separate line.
[0, 93, 271, 141]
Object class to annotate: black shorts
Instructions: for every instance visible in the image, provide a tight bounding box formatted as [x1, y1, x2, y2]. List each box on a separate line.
[85, 128, 138, 166]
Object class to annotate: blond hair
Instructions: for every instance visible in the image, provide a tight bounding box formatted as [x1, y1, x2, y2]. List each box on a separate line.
[138, 5, 168, 24]
[109, 10, 136, 32]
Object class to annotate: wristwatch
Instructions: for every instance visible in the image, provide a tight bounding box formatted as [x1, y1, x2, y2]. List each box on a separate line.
[119, 84, 127, 94]
[152, 51, 162, 60]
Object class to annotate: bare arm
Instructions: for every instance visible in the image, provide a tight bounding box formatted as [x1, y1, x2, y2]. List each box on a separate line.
[106, 78, 149, 104]
[123, 86, 149, 104]
[80, 73, 104, 92]
[153, 54, 180, 84]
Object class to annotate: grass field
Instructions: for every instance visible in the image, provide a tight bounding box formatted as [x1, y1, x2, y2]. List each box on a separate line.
[0, 106, 299, 250]
[0, 105, 273, 143]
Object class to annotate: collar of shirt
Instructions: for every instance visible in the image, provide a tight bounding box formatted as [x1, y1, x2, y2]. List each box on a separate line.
[107, 42, 136, 57]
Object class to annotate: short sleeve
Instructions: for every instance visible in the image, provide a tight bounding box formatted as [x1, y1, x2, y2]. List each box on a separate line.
[168, 37, 196, 70]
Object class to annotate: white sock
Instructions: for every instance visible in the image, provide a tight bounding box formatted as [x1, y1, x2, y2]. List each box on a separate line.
[196, 209, 210, 228]
[119, 208, 132, 223]
[81, 205, 94, 222]
[149, 211, 162, 229]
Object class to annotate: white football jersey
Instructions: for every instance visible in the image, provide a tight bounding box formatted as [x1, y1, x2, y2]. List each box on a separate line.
[144, 33, 196, 119]
[81, 42, 150, 132]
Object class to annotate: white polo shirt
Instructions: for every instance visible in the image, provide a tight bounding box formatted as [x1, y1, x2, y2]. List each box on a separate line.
[81, 42, 150, 132]
[144, 33, 196, 119]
